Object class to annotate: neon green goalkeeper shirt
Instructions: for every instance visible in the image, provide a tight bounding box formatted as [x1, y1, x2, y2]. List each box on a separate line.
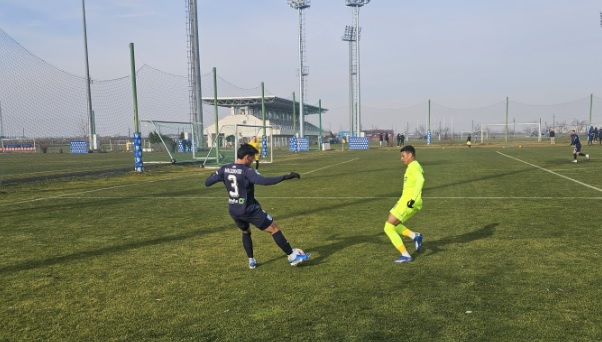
[401, 160, 424, 209]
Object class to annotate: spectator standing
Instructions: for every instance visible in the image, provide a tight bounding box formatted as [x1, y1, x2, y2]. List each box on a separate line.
[588, 126, 594, 146]
[549, 128, 555, 145]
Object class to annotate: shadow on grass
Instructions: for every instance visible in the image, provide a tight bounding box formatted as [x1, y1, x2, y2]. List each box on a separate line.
[423, 168, 532, 193]
[0, 225, 226, 274]
[306, 232, 384, 264]
[254, 232, 384, 268]
[414, 222, 498, 260]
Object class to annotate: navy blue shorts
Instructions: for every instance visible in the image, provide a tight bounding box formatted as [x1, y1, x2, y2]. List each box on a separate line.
[230, 205, 273, 231]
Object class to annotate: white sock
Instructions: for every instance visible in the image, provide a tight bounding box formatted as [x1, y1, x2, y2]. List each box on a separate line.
[409, 232, 416, 239]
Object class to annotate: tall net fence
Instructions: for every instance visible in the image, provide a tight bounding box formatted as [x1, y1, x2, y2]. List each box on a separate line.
[328, 98, 600, 143]
[1, 27, 601, 183]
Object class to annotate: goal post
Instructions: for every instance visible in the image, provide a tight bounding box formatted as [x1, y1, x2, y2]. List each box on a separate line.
[201, 124, 273, 167]
[480, 122, 541, 143]
[233, 124, 273, 164]
[140, 120, 200, 164]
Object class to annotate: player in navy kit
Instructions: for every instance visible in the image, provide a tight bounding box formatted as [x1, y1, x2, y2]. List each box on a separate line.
[205, 143, 310, 268]
[570, 130, 590, 163]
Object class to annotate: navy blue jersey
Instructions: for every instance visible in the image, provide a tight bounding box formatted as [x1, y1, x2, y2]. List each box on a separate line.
[571, 134, 581, 148]
[205, 163, 285, 216]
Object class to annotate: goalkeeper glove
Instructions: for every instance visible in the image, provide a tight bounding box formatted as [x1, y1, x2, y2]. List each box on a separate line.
[283, 172, 301, 180]
[406, 199, 415, 208]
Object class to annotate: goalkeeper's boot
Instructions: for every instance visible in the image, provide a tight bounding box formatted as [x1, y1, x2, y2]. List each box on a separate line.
[572, 159, 578, 163]
[288, 253, 311, 266]
[394, 255, 413, 263]
[414, 233, 423, 252]
[248, 258, 257, 269]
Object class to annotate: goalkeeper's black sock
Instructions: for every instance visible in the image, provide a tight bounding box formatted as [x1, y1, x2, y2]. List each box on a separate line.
[242, 231, 253, 258]
[256, 160, 259, 170]
[272, 230, 293, 255]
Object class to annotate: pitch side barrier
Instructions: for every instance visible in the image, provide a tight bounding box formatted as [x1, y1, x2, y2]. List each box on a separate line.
[0, 144, 35, 152]
[348, 137, 369, 150]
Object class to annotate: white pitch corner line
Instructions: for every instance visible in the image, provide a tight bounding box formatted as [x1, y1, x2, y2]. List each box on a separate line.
[496, 151, 602, 193]
[303, 158, 359, 174]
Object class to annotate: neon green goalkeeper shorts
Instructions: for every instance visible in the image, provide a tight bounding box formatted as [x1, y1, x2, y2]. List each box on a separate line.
[390, 199, 420, 223]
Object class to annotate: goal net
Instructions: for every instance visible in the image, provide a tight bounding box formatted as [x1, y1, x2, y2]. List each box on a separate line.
[480, 122, 541, 143]
[140, 120, 200, 164]
[234, 124, 273, 164]
[201, 124, 273, 167]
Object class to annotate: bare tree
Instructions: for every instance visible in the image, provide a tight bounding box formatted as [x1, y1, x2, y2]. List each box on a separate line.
[556, 121, 567, 134]
[414, 125, 426, 139]
[440, 126, 451, 139]
[77, 117, 89, 139]
[572, 119, 588, 133]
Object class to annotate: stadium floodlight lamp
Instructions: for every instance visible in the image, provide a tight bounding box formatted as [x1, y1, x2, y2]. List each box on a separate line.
[346, 0, 371, 7]
[288, 0, 310, 9]
[342, 25, 354, 41]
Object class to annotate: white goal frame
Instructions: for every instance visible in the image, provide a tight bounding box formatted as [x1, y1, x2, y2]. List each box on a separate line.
[480, 122, 541, 143]
[234, 124, 273, 164]
[141, 120, 198, 163]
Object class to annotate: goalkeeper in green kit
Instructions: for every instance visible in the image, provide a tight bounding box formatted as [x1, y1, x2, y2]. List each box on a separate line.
[383, 145, 424, 263]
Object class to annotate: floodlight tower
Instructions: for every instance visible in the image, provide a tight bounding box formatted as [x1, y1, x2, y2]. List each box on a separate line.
[346, 0, 370, 136]
[342, 26, 358, 135]
[186, 0, 204, 149]
[288, 0, 311, 138]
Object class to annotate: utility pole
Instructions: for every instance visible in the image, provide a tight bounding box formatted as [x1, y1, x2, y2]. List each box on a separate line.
[82, 0, 96, 151]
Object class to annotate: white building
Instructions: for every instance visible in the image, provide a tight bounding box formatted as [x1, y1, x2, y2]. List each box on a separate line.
[202, 96, 327, 148]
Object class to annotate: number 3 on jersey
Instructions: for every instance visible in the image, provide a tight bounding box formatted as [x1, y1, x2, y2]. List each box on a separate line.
[227, 174, 239, 198]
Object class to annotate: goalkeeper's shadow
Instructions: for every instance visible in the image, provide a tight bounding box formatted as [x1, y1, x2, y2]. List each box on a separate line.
[413, 222, 498, 261]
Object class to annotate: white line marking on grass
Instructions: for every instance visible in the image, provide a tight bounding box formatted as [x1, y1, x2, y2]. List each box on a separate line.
[303, 158, 359, 174]
[497, 151, 602, 193]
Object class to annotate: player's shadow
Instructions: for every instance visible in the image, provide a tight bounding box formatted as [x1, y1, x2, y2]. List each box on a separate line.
[414, 222, 498, 260]
[258, 232, 384, 267]
[0, 225, 227, 275]
[306, 233, 384, 264]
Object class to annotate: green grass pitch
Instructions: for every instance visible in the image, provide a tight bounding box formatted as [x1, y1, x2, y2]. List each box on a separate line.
[1, 143, 601, 341]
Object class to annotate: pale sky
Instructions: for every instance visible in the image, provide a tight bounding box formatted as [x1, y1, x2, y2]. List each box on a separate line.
[1, 0, 602, 133]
